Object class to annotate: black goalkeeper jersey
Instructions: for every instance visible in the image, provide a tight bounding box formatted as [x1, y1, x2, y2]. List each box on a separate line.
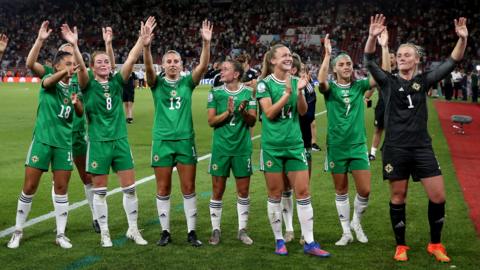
[364, 53, 456, 147]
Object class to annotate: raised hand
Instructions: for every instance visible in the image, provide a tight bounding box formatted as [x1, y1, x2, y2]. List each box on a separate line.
[377, 28, 389, 47]
[227, 96, 234, 114]
[285, 73, 292, 95]
[37, 20, 52, 41]
[71, 93, 79, 104]
[60, 24, 78, 45]
[454, 17, 468, 39]
[324, 34, 332, 55]
[297, 73, 308, 90]
[200, 20, 213, 42]
[144, 16, 157, 32]
[102, 27, 113, 44]
[140, 21, 154, 47]
[238, 100, 248, 113]
[0, 34, 8, 53]
[369, 14, 386, 38]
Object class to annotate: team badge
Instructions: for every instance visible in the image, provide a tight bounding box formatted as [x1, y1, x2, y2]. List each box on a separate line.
[329, 161, 335, 169]
[384, 163, 394, 173]
[412, 82, 421, 91]
[170, 90, 177, 97]
[343, 97, 350, 104]
[104, 93, 110, 98]
[257, 82, 266, 93]
[63, 98, 69, 105]
[153, 155, 159, 162]
[31, 155, 39, 163]
[91, 161, 98, 169]
[212, 164, 218, 171]
[266, 160, 273, 168]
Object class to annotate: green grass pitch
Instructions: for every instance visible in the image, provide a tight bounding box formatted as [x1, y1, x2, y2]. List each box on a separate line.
[0, 83, 479, 269]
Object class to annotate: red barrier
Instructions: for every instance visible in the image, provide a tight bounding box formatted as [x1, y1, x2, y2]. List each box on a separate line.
[2, 77, 41, 83]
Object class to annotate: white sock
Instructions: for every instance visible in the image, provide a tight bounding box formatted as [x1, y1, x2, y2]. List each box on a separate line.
[51, 182, 55, 208]
[84, 184, 95, 220]
[297, 197, 314, 244]
[352, 193, 369, 224]
[281, 190, 294, 232]
[209, 199, 222, 231]
[15, 192, 34, 231]
[267, 198, 283, 240]
[335, 193, 351, 234]
[54, 193, 69, 235]
[370, 147, 377, 156]
[156, 194, 171, 232]
[93, 188, 108, 232]
[183, 193, 197, 233]
[237, 196, 250, 231]
[122, 184, 138, 230]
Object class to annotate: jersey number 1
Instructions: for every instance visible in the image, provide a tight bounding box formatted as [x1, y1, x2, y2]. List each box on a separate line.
[406, 95, 414, 109]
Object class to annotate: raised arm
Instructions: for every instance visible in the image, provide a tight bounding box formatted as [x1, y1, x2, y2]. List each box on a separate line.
[0, 34, 8, 61]
[364, 14, 388, 86]
[122, 17, 156, 82]
[192, 20, 212, 85]
[143, 17, 157, 87]
[61, 24, 89, 90]
[42, 69, 69, 89]
[103, 27, 116, 70]
[318, 34, 331, 93]
[426, 17, 468, 85]
[71, 92, 84, 117]
[378, 28, 391, 72]
[26, 21, 52, 77]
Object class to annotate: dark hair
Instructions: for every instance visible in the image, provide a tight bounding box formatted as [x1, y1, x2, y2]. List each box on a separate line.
[53, 51, 72, 66]
[292, 53, 302, 75]
[224, 59, 244, 81]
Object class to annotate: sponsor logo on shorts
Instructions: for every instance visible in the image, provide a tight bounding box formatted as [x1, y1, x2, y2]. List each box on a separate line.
[153, 155, 159, 162]
[385, 163, 394, 173]
[329, 161, 335, 169]
[212, 164, 218, 171]
[266, 160, 273, 168]
[31, 155, 39, 163]
[91, 161, 98, 169]
[412, 82, 421, 91]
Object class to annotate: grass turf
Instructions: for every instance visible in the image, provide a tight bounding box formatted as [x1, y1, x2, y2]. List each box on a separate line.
[0, 83, 478, 269]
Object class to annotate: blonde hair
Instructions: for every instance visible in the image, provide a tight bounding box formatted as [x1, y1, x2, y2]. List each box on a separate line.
[260, 44, 287, 79]
[91, 51, 108, 67]
[162, 50, 182, 64]
[397, 43, 425, 75]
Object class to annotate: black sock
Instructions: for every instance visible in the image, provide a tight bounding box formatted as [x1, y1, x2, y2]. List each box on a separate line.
[428, 200, 445, 244]
[390, 202, 406, 245]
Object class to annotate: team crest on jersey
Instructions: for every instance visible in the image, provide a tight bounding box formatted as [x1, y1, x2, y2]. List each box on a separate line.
[257, 82, 266, 93]
[412, 82, 421, 91]
[91, 161, 98, 169]
[170, 90, 177, 97]
[31, 155, 39, 163]
[63, 98, 69, 105]
[343, 97, 350, 104]
[104, 93, 111, 98]
[266, 160, 273, 168]
[384, 163, 394, 173]
[153, 155, 159, 162]
[329, 161, 335, 169]
[212, 164, 218, 171]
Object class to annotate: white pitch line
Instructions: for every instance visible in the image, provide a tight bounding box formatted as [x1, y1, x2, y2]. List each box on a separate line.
[0, 110, 326, 238]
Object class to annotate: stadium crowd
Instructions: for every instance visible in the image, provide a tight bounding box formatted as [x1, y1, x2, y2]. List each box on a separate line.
[0, 0, 478, 78]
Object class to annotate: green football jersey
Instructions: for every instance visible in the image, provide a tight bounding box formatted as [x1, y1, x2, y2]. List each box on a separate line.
[34, 75, 76, 149]
[207, 84, 256, 156]
[83, 72, 127, 141]
[151, 74, 196, 140]
[256, 74, 303, 150]
[324, 78, 370, 145]
[43, 65, 92, 132]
